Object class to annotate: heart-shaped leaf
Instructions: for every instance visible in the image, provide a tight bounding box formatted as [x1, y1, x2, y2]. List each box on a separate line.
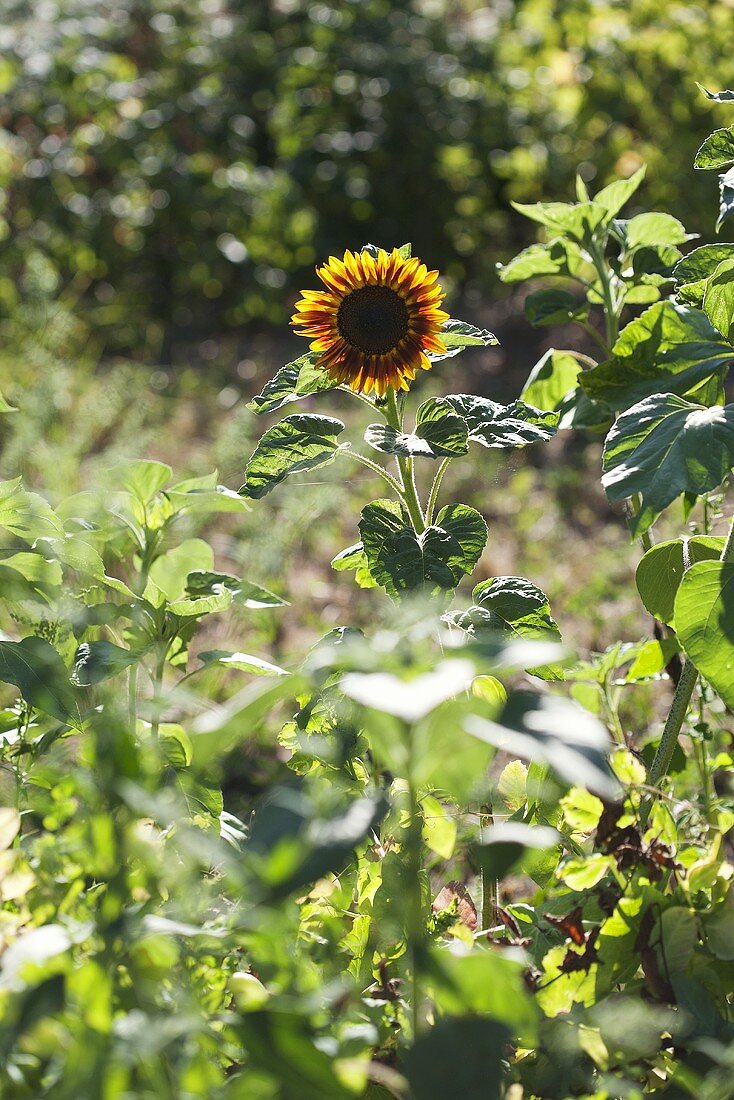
[602, 395, 734, 535]
[636, 536, 723, 626]
[358, 499, 487, 600]
[247, 354, 337, 414]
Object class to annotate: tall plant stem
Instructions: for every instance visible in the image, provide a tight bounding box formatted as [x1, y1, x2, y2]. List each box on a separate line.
[643, 511, 734, 816]
[404, 738, 425, 1040]
[385, 388, 425, 533]
[588, 241, 619, 349]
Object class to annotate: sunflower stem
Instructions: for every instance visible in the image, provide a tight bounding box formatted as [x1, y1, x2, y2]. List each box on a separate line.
[385, 387, 426, 534]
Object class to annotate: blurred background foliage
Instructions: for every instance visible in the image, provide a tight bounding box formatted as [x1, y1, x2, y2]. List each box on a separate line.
[2, 0, 733, 362]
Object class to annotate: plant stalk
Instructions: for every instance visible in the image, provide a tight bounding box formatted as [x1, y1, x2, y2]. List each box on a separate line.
[425, 457, 451, 527]
[385, 388, 425, 533]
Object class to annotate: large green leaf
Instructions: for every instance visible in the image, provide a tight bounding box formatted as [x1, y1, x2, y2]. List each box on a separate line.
[675, 561, 734, 708]
[246, 353, 336, 414]
[404, 1016, 509, 1100]
[498, 237, 592, 284]
[0, 479, 63, 540]
[602, 395, 734, 535]
[240, 414, 345, 499]
[358, 499, 487, 600]
[520, 349, 582, 413]
[0, 637, 76, 722]
[581, 303, 733, 412]
[71, 640, 140, 686]
[364, 398, 468, 458]
[593, 165, 646, 218]
[636, 536, 723, 626]
[466, 691, 618, 797]
[185, 570, 287, 608]
[694, 125, 734, 170]
[0, 552, 63, 603]
[444, 394, 558, 448]
[623, 213, 690, 250]
[703, 258, 734, 342]
[674, 244, 734, 307]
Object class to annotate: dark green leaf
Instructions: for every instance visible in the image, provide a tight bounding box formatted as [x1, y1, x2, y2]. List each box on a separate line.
[71, 641, 140, 687]
[636, 536, 723, 626]
[240, 414, 345, 499]
[246, 354, 336, 414]
[444, 394, 558, 448]
[674, 244, 734, 307]
[524, 289, 588, 327]
[0, 637, 76, 722]
[694, 125, 734, 170]
[404, 1016, 509, 1100]
[581, 303, 733, 412]
[185, 570, 287, 608]
[358, 499, 487, 600]
[675, 561, 734, 708]
[364, 398, 468, 458]
[602, 395, 734, 535]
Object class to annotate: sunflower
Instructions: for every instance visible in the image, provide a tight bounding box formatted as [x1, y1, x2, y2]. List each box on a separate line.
[291, 248, 449, 397]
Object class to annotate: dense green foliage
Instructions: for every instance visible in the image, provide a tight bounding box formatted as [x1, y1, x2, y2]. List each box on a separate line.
[4, 10, 734, 1098]
[3, 0, 734, 355]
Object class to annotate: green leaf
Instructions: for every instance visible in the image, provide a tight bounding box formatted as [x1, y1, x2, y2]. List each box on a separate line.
[602, 395, 734, 535]
[593, 165, 646, 218]
[364, 398, 468, 458]
[624, 212, 690, 250]
[520, 349, 582, 413]
[703, 258, 734, 341]
[196, 650, 287, 677]
[0, 552, 62, 603]
[636, 536, 724, 626]
[694, 125, 734, 170]
[240, 414, 346, 499]
[0, 637, 76, 722]
[524, 289, 588, 327]
[498, 237, 591, 284]
[444, 395, 558, 448]
[145, 539, 214, 605]
[246, 353, 336, 414]
[158, 724, 194, 768]
[674, 244, 734, 307]
[453, 575, 559, 639]
[0, 479, 63, 540]
[121, 460, 172, 503]
[510, 199, 607, 242]
[497, 759, 528, 813]
[421, 794, 457, 859]
[675, 560, 734, 707]
[581, 303, 733, 412]
[358, 499, 487, 600]
[185, 570, 287, 608]
[431, 319, 498, 361]
[71, 641, 140, 686]
[329, 543, 378, 589]
[466, 691, 618, 797]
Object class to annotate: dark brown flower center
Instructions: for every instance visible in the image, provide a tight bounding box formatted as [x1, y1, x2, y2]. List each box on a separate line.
[337, 285, 409, 355]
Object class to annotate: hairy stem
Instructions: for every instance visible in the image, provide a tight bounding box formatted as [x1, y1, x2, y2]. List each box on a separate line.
[425, 457, 451, 527]
[385, 388, 425, 533]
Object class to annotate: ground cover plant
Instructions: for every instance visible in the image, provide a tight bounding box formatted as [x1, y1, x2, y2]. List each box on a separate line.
[2, 81, 734, 1100]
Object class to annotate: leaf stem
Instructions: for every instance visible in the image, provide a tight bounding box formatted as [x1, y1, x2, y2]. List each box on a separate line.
[425, 458, 451, 527]
[347, 450, 407, 497]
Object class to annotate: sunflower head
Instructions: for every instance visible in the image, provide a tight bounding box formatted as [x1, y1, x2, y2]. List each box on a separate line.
[291, 247, 449, 397]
